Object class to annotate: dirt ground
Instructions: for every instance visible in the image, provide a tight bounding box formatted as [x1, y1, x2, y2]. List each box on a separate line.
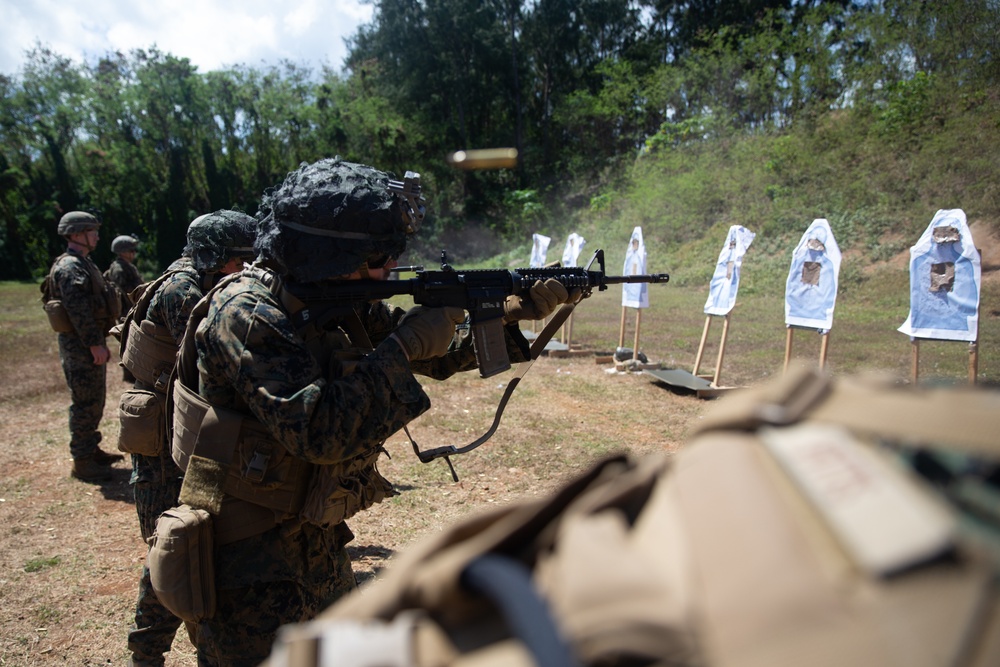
[0, 347, 706, 666]
[4, 224, 997, 665]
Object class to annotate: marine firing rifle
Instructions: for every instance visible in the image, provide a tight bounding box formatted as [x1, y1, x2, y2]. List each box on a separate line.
[285, 249, 669, 471]
[286, 248, 668, 379]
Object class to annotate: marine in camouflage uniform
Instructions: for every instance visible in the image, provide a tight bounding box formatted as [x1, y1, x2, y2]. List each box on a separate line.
[174, 159, 573, 666]
[106, 234, 143, 304]
[122, 212, 257, 667]
[46, 211, 124, 482]
[106, 235, 143, 383]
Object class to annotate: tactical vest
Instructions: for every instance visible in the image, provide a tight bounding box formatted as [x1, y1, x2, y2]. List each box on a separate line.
[119, 270, 184, 392]
[41, 252, 122, 335]
[170, 265, 395, 544]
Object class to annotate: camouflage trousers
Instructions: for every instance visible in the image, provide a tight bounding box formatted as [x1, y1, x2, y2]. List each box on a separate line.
[57, 334, 106, 459]
[129, 451, 187, 664]
[194, 543, 356, 667]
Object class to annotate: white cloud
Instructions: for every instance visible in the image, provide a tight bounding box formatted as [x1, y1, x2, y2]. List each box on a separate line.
[0, 0, 374, 76]
[284, 0, 321, 37]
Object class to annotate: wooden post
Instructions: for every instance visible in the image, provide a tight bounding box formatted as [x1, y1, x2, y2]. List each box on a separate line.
[632, 309, 642, 361]
[783, 327, 794, 373]
[911, 337, 979, 385]
[693, 316, 712, 378]
[786, 326, 832, 372]
[618, 307, 627, 349]
[560, 311, 575, 347]
[969, 340, 979, 385]
[713, 314, 731, 386]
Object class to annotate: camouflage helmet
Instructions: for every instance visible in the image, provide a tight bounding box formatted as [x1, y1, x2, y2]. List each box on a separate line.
[111, 235, 139, 254]
[255, 157, 423, 282]
[183, 210, 258, 273]
[57, 211, 100, 237]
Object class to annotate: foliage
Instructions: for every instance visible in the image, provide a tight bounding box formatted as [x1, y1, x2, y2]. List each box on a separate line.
[0, 1, 997, 278]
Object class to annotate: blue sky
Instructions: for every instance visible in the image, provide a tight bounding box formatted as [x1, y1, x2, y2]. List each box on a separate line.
[0, 0, 374, 76]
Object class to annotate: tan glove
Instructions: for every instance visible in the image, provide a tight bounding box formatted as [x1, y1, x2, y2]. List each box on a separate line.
[392, 306, 466, 360]
[503, 279, 579, 323]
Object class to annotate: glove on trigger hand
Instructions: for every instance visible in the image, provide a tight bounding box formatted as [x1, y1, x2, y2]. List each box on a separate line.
[503, 278, 579, 323]
[392, 306, 465, 360]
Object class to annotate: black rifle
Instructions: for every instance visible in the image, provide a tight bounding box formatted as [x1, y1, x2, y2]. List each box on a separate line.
[286, 249, 669, 379]
[285, 249, 668, 472]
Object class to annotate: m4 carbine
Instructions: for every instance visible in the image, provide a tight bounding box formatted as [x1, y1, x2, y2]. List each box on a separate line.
[286, 249, 669, 379]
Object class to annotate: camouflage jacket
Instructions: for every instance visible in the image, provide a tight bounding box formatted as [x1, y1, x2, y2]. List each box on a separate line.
[193, 266, 530, 588]
[147, 256, 202, 345]
[194, 266, 530, 465]
[105, 256, 143, 301]
[49, 249, 110, 347]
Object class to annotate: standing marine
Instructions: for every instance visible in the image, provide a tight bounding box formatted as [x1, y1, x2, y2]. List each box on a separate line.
[116, 211, 257, 667]
[41, 211, 124, 482]
[105, 234, 143, 382]
[105, 234, 143, 307]
[166, 157, 573, 666]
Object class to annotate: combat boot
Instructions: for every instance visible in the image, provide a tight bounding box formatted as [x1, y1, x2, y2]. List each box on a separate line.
[91, 448, 124, 464]
[71, 456, 112, 482]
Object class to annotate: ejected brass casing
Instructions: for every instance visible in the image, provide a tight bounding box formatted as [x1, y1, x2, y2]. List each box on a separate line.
[446, 148, 518, 170]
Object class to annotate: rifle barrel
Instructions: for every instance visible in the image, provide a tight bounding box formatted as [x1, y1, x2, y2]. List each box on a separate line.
[602, 273, 670, 285]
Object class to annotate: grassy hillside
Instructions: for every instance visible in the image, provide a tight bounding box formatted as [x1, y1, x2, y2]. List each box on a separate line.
[477, 90, 1000, 295]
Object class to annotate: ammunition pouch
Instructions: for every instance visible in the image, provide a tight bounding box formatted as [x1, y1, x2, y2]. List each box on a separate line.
[172, 378, 392, 543]
[42, 299, 73, 333]
[116, 317, 177, 456]
[148, 504, 216, 622]
[300, 452, 395, 528]
[117, 388, 166, 456]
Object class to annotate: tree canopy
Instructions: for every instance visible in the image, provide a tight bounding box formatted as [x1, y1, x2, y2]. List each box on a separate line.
[0, 0, 996, 278]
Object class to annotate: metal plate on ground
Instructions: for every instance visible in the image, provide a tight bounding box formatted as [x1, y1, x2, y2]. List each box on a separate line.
[644, 368, 733, 399]
[520, 329, 570, 353]
[541, 340, 570, 354]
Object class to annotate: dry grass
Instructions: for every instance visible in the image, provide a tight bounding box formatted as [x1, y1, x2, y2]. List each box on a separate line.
[0, 252, 997, 665]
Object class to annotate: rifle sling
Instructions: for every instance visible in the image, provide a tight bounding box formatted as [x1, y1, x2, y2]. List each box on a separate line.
[409, 303, 578, 470]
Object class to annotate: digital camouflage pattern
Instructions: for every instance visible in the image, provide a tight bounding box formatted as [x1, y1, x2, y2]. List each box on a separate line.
[146, 257, 202, 344]
[197, 532, 354, 667]
[105, 256, 143, 304]
[254, 158, 412, 282]
[128, 256, 201, 664]
[189, 266, 530, 665]
[50, 249, 109, 459]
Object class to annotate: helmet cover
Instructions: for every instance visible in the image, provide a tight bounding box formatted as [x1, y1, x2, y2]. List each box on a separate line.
[111, 235, 139, 253]
[57, 211, 100, 236]
[184, 209, 257, 273]
[255, 157, 418, 282]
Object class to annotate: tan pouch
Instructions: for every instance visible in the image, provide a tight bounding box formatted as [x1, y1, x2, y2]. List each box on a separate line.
[43, 299, 73, 333]
[117, 388, 165, 456]
[148, 504, 216, 622]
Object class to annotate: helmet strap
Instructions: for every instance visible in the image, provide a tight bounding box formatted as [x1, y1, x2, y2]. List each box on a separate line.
[68, 231, 97, 254]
